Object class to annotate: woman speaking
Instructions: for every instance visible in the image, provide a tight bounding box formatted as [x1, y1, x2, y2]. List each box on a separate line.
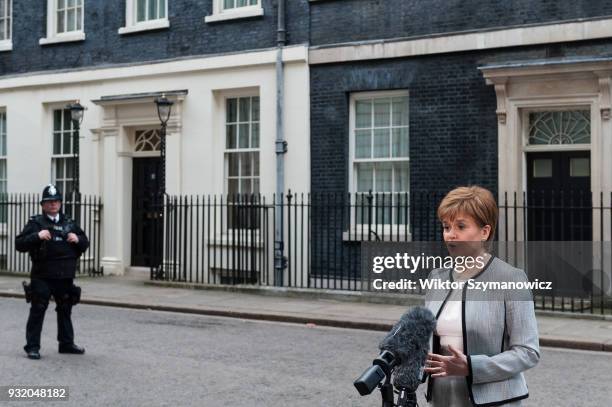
[423, 186, 540, 406]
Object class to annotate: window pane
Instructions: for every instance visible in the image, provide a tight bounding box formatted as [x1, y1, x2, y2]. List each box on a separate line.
[394, 162, 410, 192]
[148, 0, 157, 20]
[373, 98, 390, 127]
[252, 152, 259, 176]
[240, 179, 251, 194]
[53, 133, 61, 155]
[67, 9, 75, 31]
[63, 110, 72, 130]
[249, 0, 258, 5]
[159, 0, 166, 18]
[137, 0, 146, 22]
[533, 159, 552, 178]
[356, 163, 373, 192]
[228, 179, 239, 196]
[239, 98, 250, 122]
[226, 125, 236, 149]
[0, 160, 6, 179]
[65, 181, 74, 195]
[65, 158, 75, 178]
[67, 0, 75, 7]
[570, 158, 589, 177]
[0, 113, 6, 157]
[58, 0, 66, 9]
[376, 163, 392, 192]
[392, 127, 409, 158]
[355, 130, 371, 159]
[55, 159, 64, 179]
[228, 153, 239, 177]
[240, 152, 252, 176]
[251, 97, 259, 121]
[528, 110, 590, 145]
[373, 128, 390, 158]
[224, 0, 235, 10]
[238, 124, 249, 148]
[237, 0, 248, 7]
[54, 110, 62, 131]
[251, 123, 259, 148]
[57, 10, 65, 33]
[355, 100, 371, 129]
[63, 132, 72, 154]
[76, 7, 82, 30]
[227, 98, 237, 122]
[392, 97, 409, 126]
[253, 178, 260, 193]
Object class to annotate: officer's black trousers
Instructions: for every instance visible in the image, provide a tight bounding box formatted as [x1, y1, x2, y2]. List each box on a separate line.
[25, 278, 75, 352]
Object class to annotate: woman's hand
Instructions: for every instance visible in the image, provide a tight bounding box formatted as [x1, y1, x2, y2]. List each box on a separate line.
[424, 345, 469, 378]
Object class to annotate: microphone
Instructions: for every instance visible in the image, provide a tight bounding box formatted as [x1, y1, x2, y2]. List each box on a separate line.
[386, 307, 436, 392]
[353, 306, 436, 406]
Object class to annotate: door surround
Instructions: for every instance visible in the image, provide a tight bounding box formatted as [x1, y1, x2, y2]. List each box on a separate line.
[481, 58, 612, 241]
[91, 91, 185, 275]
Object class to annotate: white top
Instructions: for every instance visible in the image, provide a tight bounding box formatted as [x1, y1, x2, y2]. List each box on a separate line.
[435, 294, 463, 353]
[435, 254, 491, 354]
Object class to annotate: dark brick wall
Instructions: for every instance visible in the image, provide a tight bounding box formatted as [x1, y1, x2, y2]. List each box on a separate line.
[310, 55, 498, 195]
[310, 0, 612, 46]
[310, 38, 612, 273]
[309, 39, 612, 197]
[0, 0, 309, 75]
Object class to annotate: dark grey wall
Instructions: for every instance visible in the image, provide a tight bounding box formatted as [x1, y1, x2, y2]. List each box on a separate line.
[309, 39, 612, 196]
[310, 0, 612, 46]
[0, 0, 309, 75]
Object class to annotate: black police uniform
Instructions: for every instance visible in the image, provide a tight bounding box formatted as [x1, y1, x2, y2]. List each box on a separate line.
[15, 185, 89, 357]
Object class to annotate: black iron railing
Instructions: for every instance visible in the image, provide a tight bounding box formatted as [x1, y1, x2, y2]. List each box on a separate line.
[149, 190, 612, 314]
[0, 193, 103, 276]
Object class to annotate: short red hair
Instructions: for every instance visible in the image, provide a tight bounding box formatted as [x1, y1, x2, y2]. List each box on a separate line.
[437, 186, 498, 241]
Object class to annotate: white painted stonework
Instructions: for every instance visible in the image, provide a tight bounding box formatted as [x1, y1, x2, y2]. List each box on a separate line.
[0, 45, 310, 275]
[481, 58, 612, 241]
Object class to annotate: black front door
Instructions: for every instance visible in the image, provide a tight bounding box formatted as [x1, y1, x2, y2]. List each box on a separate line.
[526, 151, 592, 298]
[527, 151, 591, 241]
[131, 157, 163, 267]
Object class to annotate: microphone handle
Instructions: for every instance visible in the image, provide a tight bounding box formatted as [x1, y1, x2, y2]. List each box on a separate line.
[396, 388, 417, 407]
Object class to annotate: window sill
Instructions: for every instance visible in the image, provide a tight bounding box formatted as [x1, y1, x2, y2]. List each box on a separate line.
[204, 7, 264, 23]
[118, 19, 170, 35]
[39, 32, 86, 45]
[0, 40, 12, 52]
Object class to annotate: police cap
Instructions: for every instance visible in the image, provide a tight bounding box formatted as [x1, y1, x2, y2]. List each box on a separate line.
[40, 184, 63, 204]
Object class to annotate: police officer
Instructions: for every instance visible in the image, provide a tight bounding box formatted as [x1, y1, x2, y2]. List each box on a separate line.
[16, 184, 90, 360]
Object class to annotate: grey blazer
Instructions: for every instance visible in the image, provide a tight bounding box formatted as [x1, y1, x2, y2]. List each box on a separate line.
[423, 256, 540, 406]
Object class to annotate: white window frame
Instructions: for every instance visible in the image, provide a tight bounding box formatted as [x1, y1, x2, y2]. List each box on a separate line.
[223, 92, 261, 232]
[119, 0, 170, 35]
[224, 94, 260, 196]
[50, 108, 78, 210]
[205, 0, 263, 23]
[0, 0, 12, 52]
[347, 90, 411, 240]
[40, 0, 86, 45]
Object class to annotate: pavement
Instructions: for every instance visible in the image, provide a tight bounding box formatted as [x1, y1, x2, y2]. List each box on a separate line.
[0, 272, 611, 352]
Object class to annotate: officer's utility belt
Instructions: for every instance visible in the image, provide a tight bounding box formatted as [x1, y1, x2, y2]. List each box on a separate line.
[21, 281, 81, 306]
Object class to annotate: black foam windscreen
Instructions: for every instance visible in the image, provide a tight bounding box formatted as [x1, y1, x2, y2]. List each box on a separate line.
[379, 306, 436, 392]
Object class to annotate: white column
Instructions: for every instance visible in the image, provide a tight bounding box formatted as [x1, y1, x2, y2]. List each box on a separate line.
[100, 128, 127, 275]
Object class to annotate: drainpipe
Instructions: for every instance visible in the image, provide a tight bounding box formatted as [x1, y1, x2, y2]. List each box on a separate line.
[274, 0, 287, 286]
